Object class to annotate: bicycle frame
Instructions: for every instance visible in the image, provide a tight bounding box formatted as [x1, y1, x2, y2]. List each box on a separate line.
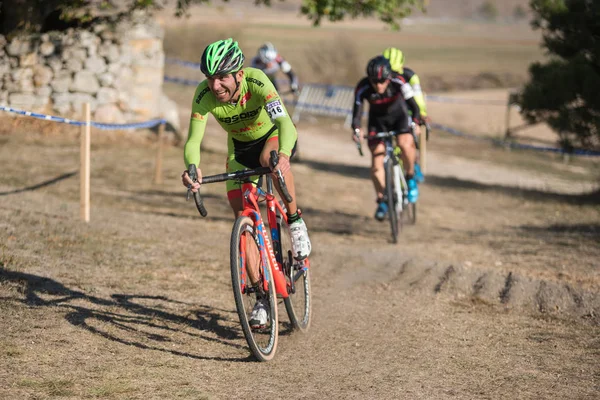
[238, 178, 290, 299]
[187, 152, 309, 300]
[380, 134, 409, 212]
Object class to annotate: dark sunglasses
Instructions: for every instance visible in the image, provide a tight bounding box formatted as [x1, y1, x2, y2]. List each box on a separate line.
[370, 78, 388, 84]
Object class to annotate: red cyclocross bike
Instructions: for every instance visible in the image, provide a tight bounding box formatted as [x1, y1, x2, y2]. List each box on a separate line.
[187, 151, 311, 361]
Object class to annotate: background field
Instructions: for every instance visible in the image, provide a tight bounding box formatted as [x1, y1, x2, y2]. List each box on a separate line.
[163, 4, 543, 91]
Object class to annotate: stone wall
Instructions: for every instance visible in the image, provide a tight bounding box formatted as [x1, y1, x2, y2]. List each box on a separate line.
[0, 13, 175, 125]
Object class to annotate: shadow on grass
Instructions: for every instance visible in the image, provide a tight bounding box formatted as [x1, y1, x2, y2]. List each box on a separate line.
[516, 223, 600, 251]
[0, 268, 256, 362]
[0, 171, 77, 196]
[301, 205, 386, 238]
[426, 175, 600, 205]
[300, 157, 599, 205]
[299, 158, 370, 180]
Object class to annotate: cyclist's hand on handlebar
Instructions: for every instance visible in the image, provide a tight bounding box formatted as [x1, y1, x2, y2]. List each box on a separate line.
[181, 170, 201, 193]
[272, 153, 291, 177]
[413, 123, 422, 137]
[352, 128, 363, 144]
[290, 82, 299, 94]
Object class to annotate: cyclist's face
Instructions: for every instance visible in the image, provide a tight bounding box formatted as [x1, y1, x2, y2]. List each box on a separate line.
[370, 78, 390, 94]
[207, 70, 243, 102]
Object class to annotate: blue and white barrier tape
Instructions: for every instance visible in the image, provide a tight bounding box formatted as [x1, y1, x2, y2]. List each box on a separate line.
[425, 95, 506, 106]
[295, 101, 353, 116]
[164, 75, 201, 86]
[0, 105, 165, 130]
[164, 75, 289, 87]
[291, 101, 600, 156]
[165, 57, 202, 69]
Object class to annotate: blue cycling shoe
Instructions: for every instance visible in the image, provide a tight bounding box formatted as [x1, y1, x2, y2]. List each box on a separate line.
[407, 178, 419, 203]
[374, 201, 388, 221]
[414, 164, 425, 183]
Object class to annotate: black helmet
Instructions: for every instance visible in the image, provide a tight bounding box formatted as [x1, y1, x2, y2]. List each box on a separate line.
[366, 56, 392, 82]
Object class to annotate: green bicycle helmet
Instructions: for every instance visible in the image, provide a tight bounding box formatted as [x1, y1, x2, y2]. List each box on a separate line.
[383, 47, 405, 73]
[200, 38, 245, 77]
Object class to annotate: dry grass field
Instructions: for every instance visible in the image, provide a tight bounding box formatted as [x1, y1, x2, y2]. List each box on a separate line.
[162, 1, 543, 90]
[0, 116, 599, 399]
[1, 2, 599, 399]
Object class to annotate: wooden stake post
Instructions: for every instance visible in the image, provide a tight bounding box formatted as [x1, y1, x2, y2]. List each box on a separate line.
[80, 103, 91, 222]
[153, 121, 165, 184]
[419, 125, 427, 174]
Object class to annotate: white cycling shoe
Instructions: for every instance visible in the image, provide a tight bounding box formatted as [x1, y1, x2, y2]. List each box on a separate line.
[249, 299, 269, 329]
[290, 219, 312, 260]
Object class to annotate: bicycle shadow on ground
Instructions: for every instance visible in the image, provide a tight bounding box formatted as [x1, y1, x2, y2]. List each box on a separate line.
[0, 268, 255, 362]
[0, 171, 77, 196]
[299, 158, 370, 180]
[425, 175, 600, 205]
[301, 205, 389, 239]
[127, 188, 236, 224]
[516, 223, 600, 250]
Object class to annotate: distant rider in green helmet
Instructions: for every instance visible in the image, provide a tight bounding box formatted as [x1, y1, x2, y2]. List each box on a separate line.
[181, 38, 312, 329]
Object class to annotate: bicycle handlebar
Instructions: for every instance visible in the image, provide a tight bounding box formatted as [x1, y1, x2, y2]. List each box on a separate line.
[372, 130, 400, 139]
[269, 150, 294, 203]
[187, 164, 208, 217]
[353, 128, 364, 157]
[424, 121, 431, 141]
[187, 151, 293, 217]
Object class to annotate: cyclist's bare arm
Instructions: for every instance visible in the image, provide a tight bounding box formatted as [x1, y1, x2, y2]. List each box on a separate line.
[182, 84, 212, 192]
[351, 79, 368, 140]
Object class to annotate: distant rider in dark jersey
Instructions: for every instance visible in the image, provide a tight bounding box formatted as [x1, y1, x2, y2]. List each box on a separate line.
[351, 56, 421, 221]
[250, 42, 299, 94]
[181, 38, 311, 329]
[383, 47, 429, 183]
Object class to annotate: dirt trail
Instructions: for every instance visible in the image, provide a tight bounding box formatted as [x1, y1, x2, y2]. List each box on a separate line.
[0, 120, 599, 399]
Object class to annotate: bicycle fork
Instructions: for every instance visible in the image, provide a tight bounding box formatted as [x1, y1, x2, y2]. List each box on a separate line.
[385, 152, 405, 214]
[393, 162, 404, 213]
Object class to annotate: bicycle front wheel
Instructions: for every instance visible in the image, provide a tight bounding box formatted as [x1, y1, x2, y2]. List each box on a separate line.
[230, 216, 279, 361]
[385, 160, 400, 243]
[277, 211, 312, 332]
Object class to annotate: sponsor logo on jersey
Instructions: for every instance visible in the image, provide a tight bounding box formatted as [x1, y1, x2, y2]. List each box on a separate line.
[246, 77, 264, 87]
[218, 105, 262, 124]
[231, 121, 268, 134]
[239, 91, 252, 106]
[195, 87, 210, 104]
[265, 91, 278, 101]
[191, 112, 205, 120]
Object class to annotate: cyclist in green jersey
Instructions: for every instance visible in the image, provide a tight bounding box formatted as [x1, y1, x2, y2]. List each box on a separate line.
[181, 39, 311, 328]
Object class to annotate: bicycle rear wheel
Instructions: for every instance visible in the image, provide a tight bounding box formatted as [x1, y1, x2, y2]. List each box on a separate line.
[277, 211, 312, 332]
[230, 216, 279, 361]
[385, 160, 400, 243]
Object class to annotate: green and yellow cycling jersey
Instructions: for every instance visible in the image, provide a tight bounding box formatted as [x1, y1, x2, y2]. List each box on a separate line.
[394, 67, 428, 118]
[184, 67, 297, 168]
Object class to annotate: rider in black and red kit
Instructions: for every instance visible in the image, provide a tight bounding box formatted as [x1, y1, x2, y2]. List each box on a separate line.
[351, 55, 421, 221]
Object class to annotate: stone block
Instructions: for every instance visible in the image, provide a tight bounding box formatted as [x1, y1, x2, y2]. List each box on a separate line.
[33, 65, 54, 87]
[94, 104, 126, 124]
[96, 87, 119, 104]
[9, 92, 37, 108]
[71, 71, 100, 93]
[85, 56, 107, 74]
[40, 41, 55, 56]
